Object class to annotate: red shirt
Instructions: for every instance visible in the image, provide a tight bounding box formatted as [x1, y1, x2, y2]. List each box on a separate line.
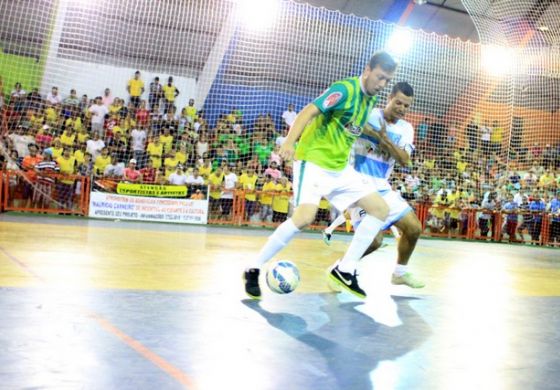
[136, 109, 149, 126]
[124, 168, 141, 181]
[140, 167, 156, 183]
[22, 155, 43, 181]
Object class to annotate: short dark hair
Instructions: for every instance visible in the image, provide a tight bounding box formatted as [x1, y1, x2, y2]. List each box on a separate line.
[391, 81, 414, 97]
[368, 51, 398, 73]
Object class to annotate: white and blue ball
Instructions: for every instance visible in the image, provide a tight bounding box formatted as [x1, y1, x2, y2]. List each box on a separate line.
[266, 260, 300, 294]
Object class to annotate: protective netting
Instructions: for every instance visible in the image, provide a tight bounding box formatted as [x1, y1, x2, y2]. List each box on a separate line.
[0, 0, 558, 234]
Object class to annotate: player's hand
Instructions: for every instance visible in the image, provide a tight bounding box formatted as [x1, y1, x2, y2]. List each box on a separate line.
[378, 119, 388, 139]
[279, 142, 295, 161]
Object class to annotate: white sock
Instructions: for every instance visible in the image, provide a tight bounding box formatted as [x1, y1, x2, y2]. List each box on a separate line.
[249, 219, 300, 269]
[325, 213, 346, 235]
[394, 264, 408, 277]
[337, 215, 384, 273]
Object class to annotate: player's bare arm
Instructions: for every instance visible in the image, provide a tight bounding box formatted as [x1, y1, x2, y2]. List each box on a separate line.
[279, 103, 321, 160]
[363, 122, 410, 165]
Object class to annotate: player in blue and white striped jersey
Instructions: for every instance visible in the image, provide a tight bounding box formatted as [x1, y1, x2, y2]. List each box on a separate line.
[349, 82, 424, 288]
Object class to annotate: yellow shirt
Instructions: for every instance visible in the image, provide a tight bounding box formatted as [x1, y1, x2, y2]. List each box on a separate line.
[239, 174, 258, 201]
[208, 173, 224, 200]
[164, 157, 180, 178]
[183, 106, 197, 119]
[162, 85, 177, 102]
[77, 131, 89, 143]
[65, 117, 83, 132]
[74, 149, 85, 166]
[31, 114, 44, 128]
[491, 127, 503, 143]
[260, 181, 276, 206]
[94, 155, 111, 175]
[272, 183, 291, 213]
[540, 174, 554, 186]
[109, 105, 121, 115]
[46, 107, 58, 124]
[128, 79, 144, 97]
[112, 126, 128, 144]
[199, 164, 212, 178]
[176, 151, 187, 165]
[51, 147, 63, 159]
[160, 134, 174, 153]
[122, 117, 136, 131]
[147, 142, 163, 169]
[424, 159, 435, 170]
[457, 161, 468, 173]
[56, 156, 76, 184]
[60, 132, 76, 147]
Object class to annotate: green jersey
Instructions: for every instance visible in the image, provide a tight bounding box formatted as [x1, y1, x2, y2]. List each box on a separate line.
[294, 76, 378, 171]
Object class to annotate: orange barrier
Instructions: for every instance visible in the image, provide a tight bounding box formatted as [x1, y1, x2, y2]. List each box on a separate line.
[2, 170, 90, 216]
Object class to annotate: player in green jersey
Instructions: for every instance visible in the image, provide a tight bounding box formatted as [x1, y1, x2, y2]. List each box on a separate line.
[244, 51, 397, 299]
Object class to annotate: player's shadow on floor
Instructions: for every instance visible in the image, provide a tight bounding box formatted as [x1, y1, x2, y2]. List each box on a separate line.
[243, 294, 431, 389]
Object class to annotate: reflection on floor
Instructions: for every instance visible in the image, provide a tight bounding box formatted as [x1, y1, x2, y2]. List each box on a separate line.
[0, 215, 558, 389]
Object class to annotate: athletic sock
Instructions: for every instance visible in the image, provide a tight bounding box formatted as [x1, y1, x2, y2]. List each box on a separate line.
[249, 218, 300, 269]
[337, 215, 384, 273]
[393, 264, 408, 277]
[325, 213, 346, 235]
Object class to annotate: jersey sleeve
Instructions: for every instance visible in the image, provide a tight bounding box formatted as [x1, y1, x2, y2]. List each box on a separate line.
[313, 81, 350, 113]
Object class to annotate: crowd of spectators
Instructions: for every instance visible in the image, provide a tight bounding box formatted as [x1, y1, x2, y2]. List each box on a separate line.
[0, 73, 559, 243]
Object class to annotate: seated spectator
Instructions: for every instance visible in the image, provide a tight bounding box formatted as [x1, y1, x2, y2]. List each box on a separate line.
[60, 127, 76, 148]
[139, 159, 157, 184]
[168, 165, 188, 185]
[103, 155, 125, 179]
[123, 159, 141, 182]
[94, 147, 111, 176]
[186, 167, 204, 185]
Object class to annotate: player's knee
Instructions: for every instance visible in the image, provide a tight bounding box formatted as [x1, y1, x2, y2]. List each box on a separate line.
[291, 209, 316, 228]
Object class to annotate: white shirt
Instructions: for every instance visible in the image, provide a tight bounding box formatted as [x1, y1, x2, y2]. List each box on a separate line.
[221, 173, 238, 199]
[130, 129, 147, 151]
[275, 135, 286, 147]
[282, 110, 297, 127]
[186, 175, 205, 185]
[354, 108, 415, 191]
[481, 126, 491, 141]
[88, 104, 109, 125]
[86, 139, 106, 160]
[169, 172, 188, 185]
[9, 134, 34, 158]
[196, 141, 208, 158]
[104, 163, 125, 177]
[46, 92, 62, 105]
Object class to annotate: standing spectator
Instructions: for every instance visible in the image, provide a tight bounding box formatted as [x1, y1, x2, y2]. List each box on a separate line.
[26, 88, 43, 111]
[102, 88, 113, 107]
[272, 176, 291, 223]
[63, 89, 80, 108]
[21, 144, 43, 207]
[88, 97, 108, 135]
[9, 125, 34, 158]
[79, 94, 89, 115]
[528, 193, 546, 243]
[123, 159, 141, 182]
[135, 100, 150, 128]
[466, 119, 478, 151]
[183, 98, 197, 124]
[147, 135, 163, 169]
[264, 161, 282, 180]
[548, 192, 560, 245]
[149, 77, 163, 110]
[502, 193, 519, 242]
[162, 76, 179, 113]
[416, 117, 429, 147]
[33, 151, 59, 209]
[11, 82, 27, 111]
[130, 125, 147, 167]
[479, 191, 498, 237]
[238, 167, 258, 220]
[208, 167, 224, 217]
[259, 175, 276, 222]
[86, 131, 106, 160]
[56, 147, 76, 209]
[127, 70, 144, 108]
[139, 159, 157, 184]
[281, 103, 297, 129]
[220, 165, 237, 219]
[196, 133, 209, 159]
[46, 86, 62, 106]
[491, 120, 503, 154]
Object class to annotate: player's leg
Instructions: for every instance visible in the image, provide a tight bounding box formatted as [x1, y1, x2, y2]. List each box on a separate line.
[329, 191, 389, 298]
[244, 160, 321, 299]
[322, 210, 346, 245]
[391, 211, 424, 288]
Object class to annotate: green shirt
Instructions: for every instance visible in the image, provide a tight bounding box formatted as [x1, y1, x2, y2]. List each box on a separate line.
[295, 76, 378, 171]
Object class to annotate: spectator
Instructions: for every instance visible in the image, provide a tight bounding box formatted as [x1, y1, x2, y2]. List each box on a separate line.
[102, 88, 113, 107]
[164, 149, 180, 178]
[528, 193, 546, 243]
[480, 121, 491, 155]
[103, 155, 125, 179]
[264, 161, 282, 180]
[271, 176, 291, 223]
[238, 167, 258, 220]
[9, 125, 34, 158]
[502, 193, 519, 242]
[88, 97, 108, 135]
[139, 158, 157, 184]
[259, 175, 276, 222]
[33, 150, 59, 209]
[417, 117, 429, 147]
[93, 147, 111, 176]
[162, 76, 179, 113]
[46, 86, 62, 106]
[11, 82, 27, 111]
[479, 191, 498, 237]
[220, 165, 237, 218]
[127, 70, 144, 108]
[186, 167, 205, 185]
[548, 191, 560, 245]
[60, 127, 76, 148]
[130, 125, 147, 167]
[491, 120, 503, 154]
[183, 98, 197, 123]
[26, 88, 43, 111]
[86, 131, 106, 160]
[147, 135, 163, 169]
[148, 77, 163, 110]
[123, 159, 141, 182]
[196, 133, 209, 159]
[168, 164, 188, 185]
[281, 103, 297, 129]
[56, 147, 76, 209]
[160, 126, 174, 154]
[21, 144, 43, 207]
[208, 166, 224, 217]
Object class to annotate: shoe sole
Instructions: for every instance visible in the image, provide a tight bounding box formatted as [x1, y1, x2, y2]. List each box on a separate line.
[391, 280, 425, 289]
[328, 273, 366, 299]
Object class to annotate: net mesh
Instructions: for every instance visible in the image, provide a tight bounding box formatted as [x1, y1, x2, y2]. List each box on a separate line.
[0, 0, 558, 228]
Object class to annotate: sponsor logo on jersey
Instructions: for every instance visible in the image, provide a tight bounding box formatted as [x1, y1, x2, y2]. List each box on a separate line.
[345, 122, 363, 137]
[322, 92, 343, 109]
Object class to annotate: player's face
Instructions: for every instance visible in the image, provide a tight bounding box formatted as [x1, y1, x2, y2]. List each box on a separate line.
[363, 65, 394, 96]
[386, 91, 413, 120]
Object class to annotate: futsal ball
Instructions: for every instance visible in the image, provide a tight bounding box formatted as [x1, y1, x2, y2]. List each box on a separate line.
[266, 260, 300, 294]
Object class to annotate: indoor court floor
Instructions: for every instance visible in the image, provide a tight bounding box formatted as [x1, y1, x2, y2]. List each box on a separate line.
[0, 213, 559, 390]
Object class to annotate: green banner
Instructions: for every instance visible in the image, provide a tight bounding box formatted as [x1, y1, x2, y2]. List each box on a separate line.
[116, 183, 187, 198]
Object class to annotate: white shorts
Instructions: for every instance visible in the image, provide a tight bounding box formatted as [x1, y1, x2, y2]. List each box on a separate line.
[292, 160, 375, 212]
[351, 189, 413, 230]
